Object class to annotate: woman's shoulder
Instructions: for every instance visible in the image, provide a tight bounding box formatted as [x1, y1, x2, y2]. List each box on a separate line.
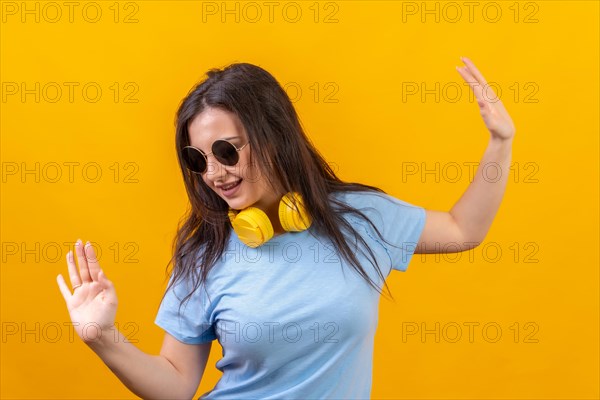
[329, 189, 423, 224]
[330, 189, 403, 208]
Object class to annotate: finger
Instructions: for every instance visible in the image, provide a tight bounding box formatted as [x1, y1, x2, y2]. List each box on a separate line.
[459, 59, 503, 108]
[460, 56, 489, 87]
[456, 66, 485, 102]
[85, 241, 101, 281]
[75, 239, 92, 283]
[66, 249, 82, 288]
[456, 67, 491, 113]
[56, 274, 72, 302]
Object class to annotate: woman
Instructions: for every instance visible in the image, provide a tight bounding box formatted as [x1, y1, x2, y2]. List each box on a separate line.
[57, 57, 515, 399]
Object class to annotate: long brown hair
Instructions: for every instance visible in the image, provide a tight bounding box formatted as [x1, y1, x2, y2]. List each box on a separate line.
[164, 62, 404, 311]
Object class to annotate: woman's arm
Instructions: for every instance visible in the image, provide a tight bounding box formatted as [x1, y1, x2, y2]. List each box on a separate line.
[57, 240, 211, 399]
[416, 57, 516, 254]
[87, 330, 212, 400]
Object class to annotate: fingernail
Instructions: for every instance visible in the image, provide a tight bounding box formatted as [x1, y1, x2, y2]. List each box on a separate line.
[85, 241, 91, 248]
[75, 239, 82, 246]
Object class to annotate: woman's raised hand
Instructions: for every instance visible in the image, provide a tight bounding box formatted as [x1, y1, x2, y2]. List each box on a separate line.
[56, 239, 118, 343]
[456, 56, 516, 142]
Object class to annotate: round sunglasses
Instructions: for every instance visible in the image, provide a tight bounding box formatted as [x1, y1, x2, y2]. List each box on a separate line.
[182, 139, 250, 174]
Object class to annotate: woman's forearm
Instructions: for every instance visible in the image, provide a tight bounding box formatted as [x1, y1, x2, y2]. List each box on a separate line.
[87, 327, 195, 400]
[449, 137, 513, 243]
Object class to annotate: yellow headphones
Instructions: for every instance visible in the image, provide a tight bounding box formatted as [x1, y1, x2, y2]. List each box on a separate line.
[228, 192, 312, 248]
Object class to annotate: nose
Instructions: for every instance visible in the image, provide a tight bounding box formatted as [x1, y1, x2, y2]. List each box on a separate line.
[204, 154, 228, 181]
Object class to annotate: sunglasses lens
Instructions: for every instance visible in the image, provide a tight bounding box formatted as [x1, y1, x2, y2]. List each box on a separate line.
[182, 147, 206, 173]
[213, 140, 239, 166]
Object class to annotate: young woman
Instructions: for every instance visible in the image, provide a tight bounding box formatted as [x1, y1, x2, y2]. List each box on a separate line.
[57, 57, 515, 399]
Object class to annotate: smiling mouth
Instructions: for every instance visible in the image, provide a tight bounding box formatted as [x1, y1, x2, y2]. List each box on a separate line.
[221, 179, 242, 191]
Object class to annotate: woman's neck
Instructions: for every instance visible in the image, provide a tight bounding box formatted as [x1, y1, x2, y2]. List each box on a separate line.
[263, 199, 285, 236]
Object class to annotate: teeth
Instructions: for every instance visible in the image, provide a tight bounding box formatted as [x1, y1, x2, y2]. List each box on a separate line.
[222, 180, 240, 190]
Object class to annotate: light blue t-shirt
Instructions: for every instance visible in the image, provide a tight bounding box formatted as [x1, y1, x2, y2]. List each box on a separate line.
[155, 190, 426, 399]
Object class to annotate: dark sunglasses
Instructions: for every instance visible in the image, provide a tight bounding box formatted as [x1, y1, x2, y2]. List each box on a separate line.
[182, 139, 250, 174]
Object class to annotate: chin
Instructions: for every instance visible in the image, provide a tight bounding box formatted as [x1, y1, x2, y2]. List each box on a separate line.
[224, 197, 252, 211]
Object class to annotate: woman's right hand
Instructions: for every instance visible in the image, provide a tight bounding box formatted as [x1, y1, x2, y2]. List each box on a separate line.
[56, 239, 118, 344]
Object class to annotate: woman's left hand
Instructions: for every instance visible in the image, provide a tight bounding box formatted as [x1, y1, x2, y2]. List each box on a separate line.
[456, 56, 516, 142]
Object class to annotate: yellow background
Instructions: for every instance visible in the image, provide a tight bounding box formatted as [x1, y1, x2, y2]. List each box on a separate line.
[1, 1, 598, 399]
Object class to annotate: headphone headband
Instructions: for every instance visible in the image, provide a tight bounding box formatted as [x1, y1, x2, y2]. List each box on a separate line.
[229, 192, 311, 248]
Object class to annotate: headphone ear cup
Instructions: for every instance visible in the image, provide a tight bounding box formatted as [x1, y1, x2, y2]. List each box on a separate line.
[229, 207, 274, 248]
[279, 192, 312, 232]
[228, 209, 239, 225]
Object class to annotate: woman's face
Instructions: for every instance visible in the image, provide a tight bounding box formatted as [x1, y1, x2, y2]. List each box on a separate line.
[187, 107, 281, 211]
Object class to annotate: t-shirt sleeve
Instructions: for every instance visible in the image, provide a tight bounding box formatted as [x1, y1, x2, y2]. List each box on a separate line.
[379, 194, 426, 272]
[154, 275, 217, 344]
[351, 192, 427, 274]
